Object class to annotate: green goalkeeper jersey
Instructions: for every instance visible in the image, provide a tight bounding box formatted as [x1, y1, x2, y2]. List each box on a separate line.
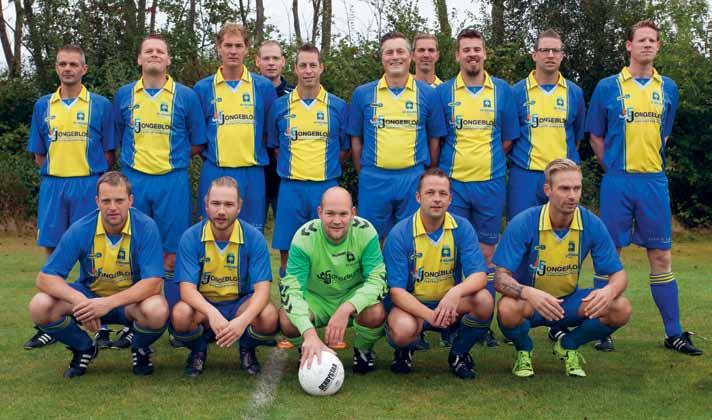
[280, 216, 388, 334]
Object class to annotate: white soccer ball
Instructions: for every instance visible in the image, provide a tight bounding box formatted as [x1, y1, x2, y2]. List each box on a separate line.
[298, 351, 345, 396]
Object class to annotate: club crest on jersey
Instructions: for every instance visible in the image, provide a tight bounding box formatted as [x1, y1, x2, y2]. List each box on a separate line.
[555, 97, 566, 111]
[242, 93, 252, 103]
[405, 100, 414, 110]
[441, 246, 451, 258]
[160, 103, 169, 113]
[346, 252, 356, 263]
[118, 248, 126, 261]
[76, 112, 86, 121]
[567, 241, 578, 257]
[483, 99, 492, 108]
[226, 253, 236, 265]
[651, 91, 662, 105]
[316, 111, 325, 121]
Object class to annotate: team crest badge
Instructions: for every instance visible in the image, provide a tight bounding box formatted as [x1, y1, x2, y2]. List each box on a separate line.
[405, 101, 414, 110]
[160, 103, 169, 113]
[568, 241, 576, 253]
[76, 112, 85, 121]
[316, 111, 325, 121]
[483, 99, 492, 108]
[441, 246, 451, 258]
[556, 97, 565, 107]
[226, 253, 235, 265]
[242, 93, 251, 103]
[118, 248, 126, 261]
[346, 252, 355, 262]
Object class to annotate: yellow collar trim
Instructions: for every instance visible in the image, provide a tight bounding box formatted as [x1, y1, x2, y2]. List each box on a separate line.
[413, 210, 458, 237]
[290, 85, 328, 104]
[201, 220, 244, 244]
[50, 85, 89, 103]
[538, 203, 583, 231]
[526, 71, 566, 89]
[134, 75, 175, 94]
[620, 67, 662, 83]
[455, 71, 493, 90]
[215, 66, 252, 85]
[378, 74, 416, 91]
[95, 211, 132, 237]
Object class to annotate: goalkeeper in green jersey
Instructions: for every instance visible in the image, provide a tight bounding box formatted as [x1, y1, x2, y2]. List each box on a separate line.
[279, 187, 388, 374]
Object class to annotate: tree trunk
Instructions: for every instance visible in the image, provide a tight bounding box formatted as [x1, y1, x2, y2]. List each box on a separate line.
[23, 0, 46, 80]
[321, 0, 331, 54]
[0, 1, 15, 76]
[12, 0, 22, 76]
[238, 0, 249, 28]
[433, 0, 451, 37]
[255, 0, 264, 46]
[137, 0, 146, 36]
[292, 0, 302, 44]
[491, 0, 504, 47]
[149, 0, 157, 33]
[310, 0, 321, 45]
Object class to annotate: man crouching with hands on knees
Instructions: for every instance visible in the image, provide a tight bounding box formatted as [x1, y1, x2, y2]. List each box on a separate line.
[29, 171, 168, 378]
[493, 158, 631, 378]
[170, 176, 278, 377]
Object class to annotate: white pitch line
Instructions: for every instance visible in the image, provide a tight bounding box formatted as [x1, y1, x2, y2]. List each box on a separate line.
[243, 347, 289, 420]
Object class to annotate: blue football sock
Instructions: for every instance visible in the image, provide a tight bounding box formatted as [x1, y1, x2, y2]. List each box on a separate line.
[132, 321, 166, 350]
[171, 325, 209, 353]
[451, 314, 490, 354]
[650, 272, 682, 337]
[593, 274, 609, 289]
[39, 316, 93, 351]
[163, 271, 180, 308]
[499, 319, 533, 352]
[239, 325, 277, 350]
[561, 318, 617, 350]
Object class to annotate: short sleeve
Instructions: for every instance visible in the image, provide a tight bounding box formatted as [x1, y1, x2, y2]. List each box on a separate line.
[185, 90, 207, 146]
[99, 98, 115, 152]
[585, 81, 608, 137]
[41, 224, 85, 279]
[266, 98, 282, 148]
[500, 83, 519, 142]
[454, 219, 488, 277]
[27, 99, 47, 155]
[492, 214, 532, 272]
[425, 87, 448, 139]
[338, 101, 351, 151]
[246, 228, 273, 288]
[572, 85, 586, 142]
[588, 215, 624, 275]
[662, 79, 679, 139]
[347, 88, 364, 137]
[175, 229, 202, 285]
[383, 226, 410, 289]
[135, 218, 165, 280]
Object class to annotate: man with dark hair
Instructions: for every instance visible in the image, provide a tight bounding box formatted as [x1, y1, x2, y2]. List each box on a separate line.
[494, 159, 631, 377]
[437, 28, 519, 346]
[28, 171, 168, 378]
[267, 44, 349, 279]
[171, 176, 278, 377]
[413, 33, 442, 87]
[384, 167, 492, 379]
[586, 20, 701, 355]
[348, 31, 447, 241]
[194, 22, 277, 233]
[113, 34, 207, 315]
[25, 44, 115, 350]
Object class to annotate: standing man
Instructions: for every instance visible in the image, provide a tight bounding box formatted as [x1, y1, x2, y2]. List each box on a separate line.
[586, 20, 702, 355]
[348, 31, 447, 241]
[279, 187, 388, 374]
[384, 168, 493, 379]
[508, 29, 585, 220]
[25, 45, 114, 350]
[267, 44, 349, 278]
[256, 40, 294, 223]
[493, 159, 631, 377]
[412, 33, 442, 87]
[194, 23, 277, 232]
[113, 34, 206, 310]
[171, 177, 278, 377]
[437, 28, 518, 345]
[28, 172, 168, 378]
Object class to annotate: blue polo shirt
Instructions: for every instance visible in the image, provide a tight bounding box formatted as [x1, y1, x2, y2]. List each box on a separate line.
[384, 211, 488, 301]
[585, 67, 679, 174]
[347, 75, 447, 170]
[510, 72, 585, 171]
[193, 67, 277, 168]
[41, 208, 164, 297]
[28, 85, 114, 177]
[493, 204, 623, 297]
[112, 76, 207, 175]
[175, 218, 272, 303]
[437, 72, 519, 182]
[267, 86, 349, 181]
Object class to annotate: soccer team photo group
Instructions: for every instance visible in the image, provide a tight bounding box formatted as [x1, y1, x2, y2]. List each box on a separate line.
[4, 4, 711, 417]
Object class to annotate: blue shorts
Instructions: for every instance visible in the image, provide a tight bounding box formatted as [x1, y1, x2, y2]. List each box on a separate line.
[358, 166, 423, 238]
[37, 175, 98, 248]
[528, 288, 591, 329]
[208, 294, 252, 322]
[123, 167, 190, 253]
[507, 166, 547, 221]
[450, 177, 505, 245]
[272, 179, 337, 250]
[69, 282, 130, 326]
[600, 172, 672, 250]
[199, 160, 265, 232]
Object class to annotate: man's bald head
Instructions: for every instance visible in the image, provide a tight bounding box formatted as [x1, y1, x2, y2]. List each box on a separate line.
[318, 187, 356, 243]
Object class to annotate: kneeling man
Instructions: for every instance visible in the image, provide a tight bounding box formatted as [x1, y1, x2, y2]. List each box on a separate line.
[29, 171, 168, 377]
[494, 159, 631, 377]
[384, 168, 493, 379]
[279, 187, 387, 374]
[171, 177, 278, 377]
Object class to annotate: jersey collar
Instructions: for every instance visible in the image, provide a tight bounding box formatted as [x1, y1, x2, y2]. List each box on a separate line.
[619, 67, 662, 83]
[50, 84, 89, 103]
[290, 85, 328, 104]
[201, 219, 244, 244]
[216, 65, 252, 85]
[134, 75, 175, 94]
[377, 74, 416, 91]
[526, 71, 566, 90]
[95, 210, 132, 237]
[538, 203, 583, 232]
[412, 210, 458, 237]
[455, 71, 493, 90]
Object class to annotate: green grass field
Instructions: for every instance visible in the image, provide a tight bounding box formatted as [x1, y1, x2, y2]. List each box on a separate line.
[1, 232, 711, 420]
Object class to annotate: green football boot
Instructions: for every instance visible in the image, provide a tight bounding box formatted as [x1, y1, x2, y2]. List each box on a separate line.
[512, 350, 534, 377]
[553, 340, 586, 377]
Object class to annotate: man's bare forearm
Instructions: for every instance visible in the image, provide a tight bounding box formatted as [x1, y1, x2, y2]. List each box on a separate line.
[494, 267, 523, 298]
